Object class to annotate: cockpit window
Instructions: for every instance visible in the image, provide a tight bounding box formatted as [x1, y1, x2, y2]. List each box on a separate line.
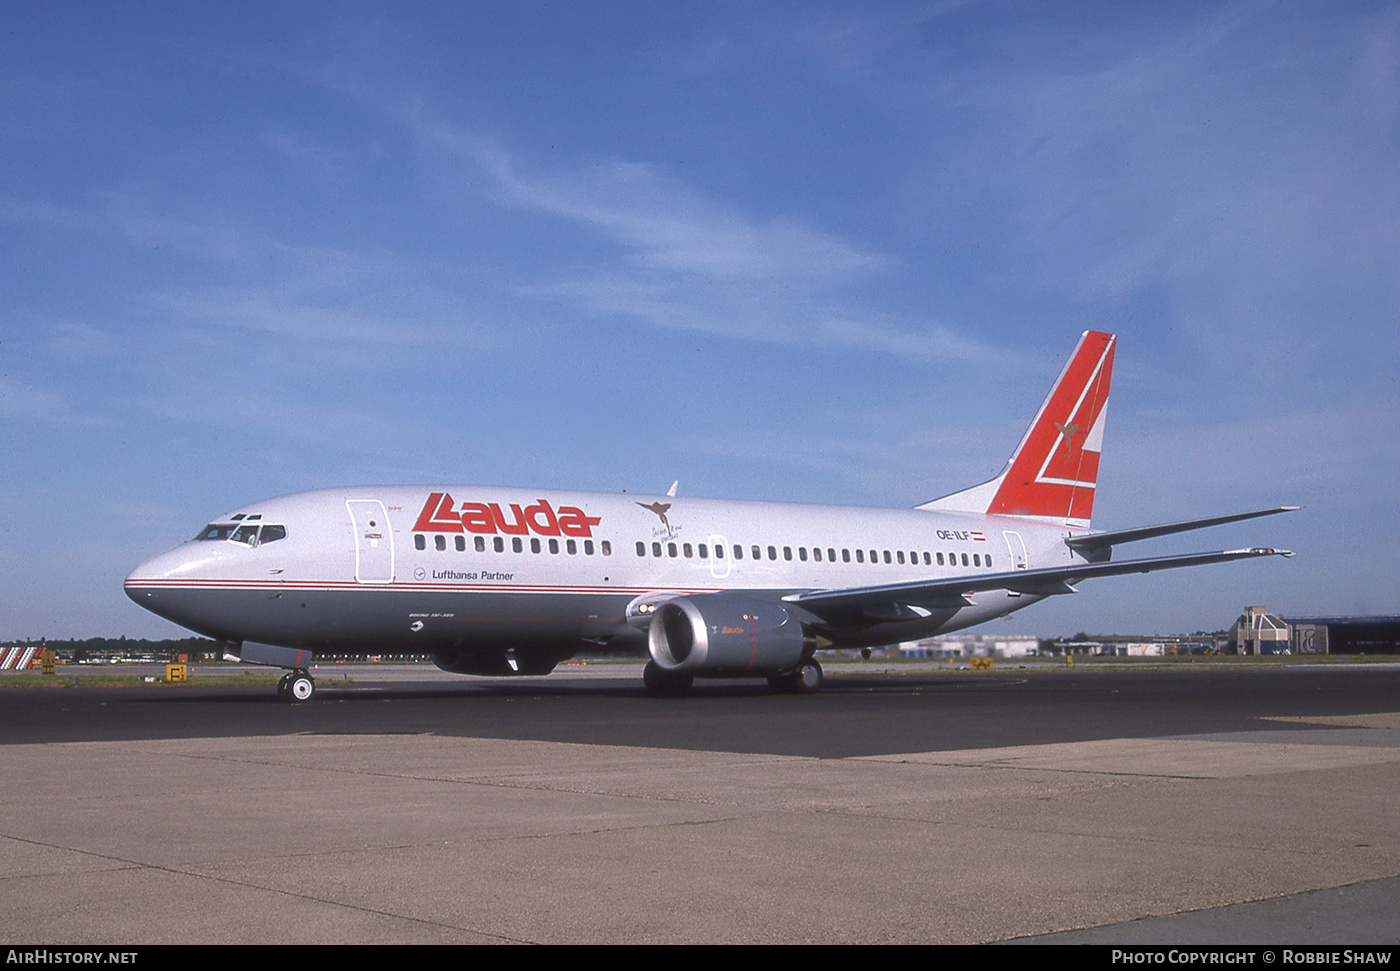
[195, 523, 287, 545]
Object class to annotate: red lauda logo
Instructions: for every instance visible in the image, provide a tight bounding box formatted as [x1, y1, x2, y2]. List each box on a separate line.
[413, 493, 602, 538]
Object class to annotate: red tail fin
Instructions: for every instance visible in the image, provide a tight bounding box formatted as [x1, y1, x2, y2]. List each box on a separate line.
[920, 331, 1115, 526]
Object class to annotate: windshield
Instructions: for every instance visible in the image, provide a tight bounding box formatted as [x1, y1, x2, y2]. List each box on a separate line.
[195, 523, 287, 545]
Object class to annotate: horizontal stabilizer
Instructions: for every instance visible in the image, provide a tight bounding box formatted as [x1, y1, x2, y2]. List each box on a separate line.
[1066, 507, 1300, 552]
[786, 547, 1293, 615]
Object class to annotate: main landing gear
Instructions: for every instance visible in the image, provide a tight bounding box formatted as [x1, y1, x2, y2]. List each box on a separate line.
[643, 659, 824, 696]
[768, 659, 823, 695]
[642, 661, 693, 696]
[276, 669, 315, 703]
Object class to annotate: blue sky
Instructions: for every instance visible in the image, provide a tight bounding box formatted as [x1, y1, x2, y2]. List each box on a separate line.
[3, 1, 1396, 639]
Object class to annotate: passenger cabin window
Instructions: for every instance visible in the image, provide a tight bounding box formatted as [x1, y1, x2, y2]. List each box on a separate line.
[600, 541, 611, 555]
[435, 535, 446, 551]
[476, 536, 486, 552]
[455, 535, 466, 552]
[415, 534, 426, 551]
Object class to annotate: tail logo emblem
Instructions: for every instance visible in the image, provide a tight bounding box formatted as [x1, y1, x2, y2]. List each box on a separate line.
[1056, 421, 1080, 455]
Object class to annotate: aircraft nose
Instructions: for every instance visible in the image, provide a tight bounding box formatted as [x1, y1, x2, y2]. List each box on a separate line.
[125, 550, 173, 607]
[124, 545, 209, 608]
[124, 544, 225, 632]
[124, 558, 157, 604]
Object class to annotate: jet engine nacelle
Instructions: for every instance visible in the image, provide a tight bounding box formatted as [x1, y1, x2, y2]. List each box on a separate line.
[647, 594, 811, 677]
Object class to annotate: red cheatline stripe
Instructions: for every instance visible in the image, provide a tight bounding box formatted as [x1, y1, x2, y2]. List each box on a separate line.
[125, 580, 724, 595]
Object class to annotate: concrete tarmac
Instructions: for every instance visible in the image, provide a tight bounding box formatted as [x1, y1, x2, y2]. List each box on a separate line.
[1, 661, 1398, 944]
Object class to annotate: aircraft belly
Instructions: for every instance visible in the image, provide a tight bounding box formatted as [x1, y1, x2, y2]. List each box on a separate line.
[130, 585, 629, 652]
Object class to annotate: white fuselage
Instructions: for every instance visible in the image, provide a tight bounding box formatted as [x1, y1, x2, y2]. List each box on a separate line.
[125, 485, 1081, 658]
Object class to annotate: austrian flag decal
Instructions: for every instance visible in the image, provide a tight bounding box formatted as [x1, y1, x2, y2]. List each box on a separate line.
[413, 493, 602, 538]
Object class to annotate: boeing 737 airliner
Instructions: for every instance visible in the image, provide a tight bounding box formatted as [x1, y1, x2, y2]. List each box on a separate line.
[126, 332, 1295, 701]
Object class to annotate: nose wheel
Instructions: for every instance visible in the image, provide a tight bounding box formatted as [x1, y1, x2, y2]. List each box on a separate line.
[277, 670, 316, 703]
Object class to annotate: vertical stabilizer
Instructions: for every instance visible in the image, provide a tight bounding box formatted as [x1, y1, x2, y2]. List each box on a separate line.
[918, 331, 1115, 527]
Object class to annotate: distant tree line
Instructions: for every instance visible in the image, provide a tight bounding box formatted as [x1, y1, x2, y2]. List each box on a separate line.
[0, 636, 218, 661]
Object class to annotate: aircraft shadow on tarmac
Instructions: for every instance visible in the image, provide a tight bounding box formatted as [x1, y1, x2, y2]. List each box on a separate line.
[112, 672, 993, 706]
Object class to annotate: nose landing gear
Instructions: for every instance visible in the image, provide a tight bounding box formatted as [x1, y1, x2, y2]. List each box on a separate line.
[276, 670, 316, 703]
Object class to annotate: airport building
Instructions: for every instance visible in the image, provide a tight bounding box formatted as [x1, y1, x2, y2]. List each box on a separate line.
[1278, 614, 1400, 655]
[899, 633, 1041, 658]
[1220, 608, 1400, 655]
[1229, 606, 1292, 655]
[1045, 635, 1214, 656]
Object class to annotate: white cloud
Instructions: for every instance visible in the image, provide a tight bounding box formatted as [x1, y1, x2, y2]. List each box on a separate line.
[148, 288, 483, 357]
[0, 375, 116, 428]
[473, 148, 887, 281]
[412, 125, 1012, 363]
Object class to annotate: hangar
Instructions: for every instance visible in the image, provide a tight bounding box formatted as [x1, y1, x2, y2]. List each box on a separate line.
[1282, 615, 1400, 656]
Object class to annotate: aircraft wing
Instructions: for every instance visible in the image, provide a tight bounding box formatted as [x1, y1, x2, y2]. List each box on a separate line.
[1065, 507, 1299, 553]
[784, 547, 1294, 615]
